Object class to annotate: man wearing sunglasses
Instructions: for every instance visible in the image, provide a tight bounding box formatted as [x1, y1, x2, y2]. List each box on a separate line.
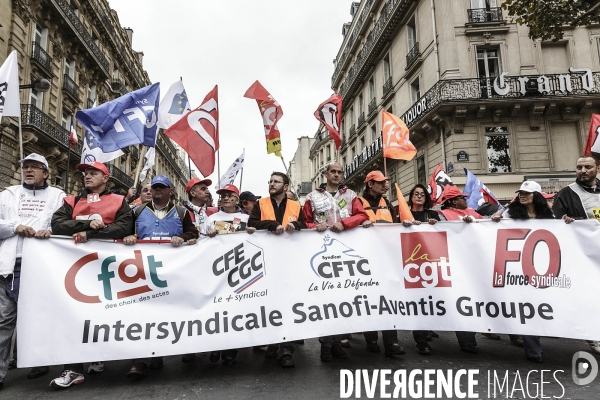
[302, 161, 370, 363]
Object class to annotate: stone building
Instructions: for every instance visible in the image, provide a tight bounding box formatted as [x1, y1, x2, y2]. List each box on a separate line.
[0, 0, 190, 201]
[288, 135, 315, 204]
[311, 0, 600, 205]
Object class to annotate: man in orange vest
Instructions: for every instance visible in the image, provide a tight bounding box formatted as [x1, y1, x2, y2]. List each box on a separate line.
[248, 171, 305, 368]
[50, 161, 133, 389]
[358, 170, 405, 357]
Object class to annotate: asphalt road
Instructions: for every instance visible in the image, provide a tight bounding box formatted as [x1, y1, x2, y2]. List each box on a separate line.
[2, 331, 599, 399]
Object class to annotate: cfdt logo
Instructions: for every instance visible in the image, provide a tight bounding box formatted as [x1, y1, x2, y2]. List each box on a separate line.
[212, 241, 265, 294]
[400, 232, 452, 289]
[309, 235, 370, 279]
[493, 229, 564, 288]
[65, 250, 167, 303]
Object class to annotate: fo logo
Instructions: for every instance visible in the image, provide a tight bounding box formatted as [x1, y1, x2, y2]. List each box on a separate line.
[400, 232, 452, 289]
[212, 241, 265, 294]
[65, 250, 166, 303]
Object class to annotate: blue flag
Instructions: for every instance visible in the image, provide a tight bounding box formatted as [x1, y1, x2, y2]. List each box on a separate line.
[463, 168, 500, 209]
[76, 83, 160, 152]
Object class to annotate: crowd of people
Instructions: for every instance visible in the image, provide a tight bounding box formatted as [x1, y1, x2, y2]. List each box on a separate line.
[0, 152, 599, 390]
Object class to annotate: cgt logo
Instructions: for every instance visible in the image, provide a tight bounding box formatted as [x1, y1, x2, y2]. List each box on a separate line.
[65, 250, 166, 303]
[400, 232, 451, 289]
[212, 241, 266, 294]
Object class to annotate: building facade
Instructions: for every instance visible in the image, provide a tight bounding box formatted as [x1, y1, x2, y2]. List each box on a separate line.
[312, 0, 600, 205]
[0, 0, 190, 201]
[288, 135, 315, 203]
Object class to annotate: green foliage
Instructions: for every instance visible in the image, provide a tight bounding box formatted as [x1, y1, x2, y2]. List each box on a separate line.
[502, 0, 600, 41]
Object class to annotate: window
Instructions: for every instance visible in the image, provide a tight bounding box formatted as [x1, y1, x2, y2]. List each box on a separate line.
[351, 147, 356, 158]
[358, 93, 363, 114]
[29, 89, 43, 109]
[383, 55, 391, 82]
[64, 59, 75, 79]
[410, 78, 421, 103]
[61, 113, 72, 130]
[369, 78, 375, 100]
[390, 176, 397, 201]
[477, 47, 501, 97]
[407, 17, 417, 50]
[485, 127, 511, 173]
[371, 124, 377, 142]
[471, 0, 497, 8]
[416, 154, 426, 184]
[349, 106, 354, 125]
[34, 23, 48, 49]
[360, 136, 365, 150]
[326, 145, 331, 161]
[88, 84, 96, 102]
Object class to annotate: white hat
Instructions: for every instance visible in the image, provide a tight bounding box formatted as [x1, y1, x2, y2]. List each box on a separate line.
[20, 153, 49, 170]
[516, 180, 541, 193]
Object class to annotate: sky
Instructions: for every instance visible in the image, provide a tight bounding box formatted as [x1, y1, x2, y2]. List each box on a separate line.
[109, 0, 354, 196]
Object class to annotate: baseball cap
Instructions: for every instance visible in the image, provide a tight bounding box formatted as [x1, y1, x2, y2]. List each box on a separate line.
[20, 153, 49, 170]
[516, 181, 542, 194]
[440, 186, 469, 203]
[216, 184, 240, 196]
[239, 191, 261, 202]
[364, 170, 390, 183]
[77, 161, 109, 176]
[185, 177, 212, 193]
[151, 175, 172, 188]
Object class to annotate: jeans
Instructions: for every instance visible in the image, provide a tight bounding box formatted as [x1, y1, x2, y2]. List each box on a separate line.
[0, 261, 19, 382]
[363, 330, 398, 348]
[456, 331, 477, 347]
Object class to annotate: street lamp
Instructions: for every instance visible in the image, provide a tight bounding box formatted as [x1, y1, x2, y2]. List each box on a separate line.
[19, 78, 51, 92]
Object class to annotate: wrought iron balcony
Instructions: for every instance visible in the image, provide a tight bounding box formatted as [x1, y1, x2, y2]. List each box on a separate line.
[344, 136, 383, 181]
[467, 7, 503, 23]
[131, 146, 139, 160]
[111, 79, 127, 95]
[62, 74, 79, 100]
[368, 97, 376, 114]
[406, 42, 419, 69]
[358, 112, 365, 126]
[383, 76, 393, 96]
[349, 124, 356, 138]
[106, 163, 133, 188]
[331, 0, 376, 87]
[21, 104, 79, 153]
[87, 98, 95, 109]
[31, 41, 52, 72]
[50, 0, 110, 75]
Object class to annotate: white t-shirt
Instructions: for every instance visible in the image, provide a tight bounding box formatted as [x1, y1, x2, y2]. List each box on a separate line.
[205, 211, 248, 234]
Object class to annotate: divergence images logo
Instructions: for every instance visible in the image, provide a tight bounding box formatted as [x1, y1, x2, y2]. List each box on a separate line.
[572, 351, 598, 385]
[309, 235, 370, 279]
[65, 250, 167, 303]
[212, 241, 265, 294]
[400, 232, 451, 288]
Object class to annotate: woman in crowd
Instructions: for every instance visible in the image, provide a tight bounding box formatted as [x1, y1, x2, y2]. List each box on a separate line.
[492, 180, 553, 363]
[402, 184, 440, 355]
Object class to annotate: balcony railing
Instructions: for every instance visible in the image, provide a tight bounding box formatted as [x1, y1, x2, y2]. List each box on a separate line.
[467, 7, 503, 23]
[383, 76, 393, 96]
[31, 41, 52, 72]
[331, 0, 376, 86]
[51, 0, 109, 74]
[111, 79, 127, 95]
[400, 71, 600, 128]
[358, 112, 365, 126]
[87, 98, 95, 109]
[368, 97, 376, 114]
[106, 163, 133, 188]
[21, 104, 81, 153]
[344, 136, 383, 181]
[406, 42, 419, 69]
[62, 74, 79, 100]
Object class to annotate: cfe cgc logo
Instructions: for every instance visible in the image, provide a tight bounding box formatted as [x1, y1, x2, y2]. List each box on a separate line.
[400, 232, 452, 289]
[65, 250, 167, 304]
[212, 240, 266, 294]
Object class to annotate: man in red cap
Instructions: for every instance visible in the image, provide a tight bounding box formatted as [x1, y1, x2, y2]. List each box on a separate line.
[50, 161, 133, 388]
[183, 177, 216, 235]
[437, 186, 482, 222]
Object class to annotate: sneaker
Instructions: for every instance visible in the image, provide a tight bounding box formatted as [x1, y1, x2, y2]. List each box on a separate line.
[332, 343, 348, 359]
[482, 333, 501, 340]
[87, 362, 104, 374]
[320, 345, 333, 362]
[50, 370, 85, 388]
[265, 345, 279, 359]
[27, 366, 49, 379]
[181, 353, 196, 363]
[510, 337, 524, 347]
[589, 341, 600, 354]
[148, 357, 163, 370]
[416, 343, 432, 355]
[384, 343, 406, 357]
[366, 341, 380, 353]
[460, 345, 478, 354]
[126, 362, 148, 378]
[279, 354, 295, 368]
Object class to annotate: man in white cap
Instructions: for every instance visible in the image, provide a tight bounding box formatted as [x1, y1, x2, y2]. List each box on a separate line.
[0, 153, 65, 389]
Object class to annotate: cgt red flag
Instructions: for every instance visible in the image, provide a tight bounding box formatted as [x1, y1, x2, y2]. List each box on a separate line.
[314, 94, 343, 149]
[164, 85, 219, 177]
[583, 113, 600, 159]
[427, 163, 455, 206]
[243, 80, 283, 157]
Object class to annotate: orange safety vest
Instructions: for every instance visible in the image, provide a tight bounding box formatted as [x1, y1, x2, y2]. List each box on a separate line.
[259, 197, 301, 228]
[359, 197, 393, 223]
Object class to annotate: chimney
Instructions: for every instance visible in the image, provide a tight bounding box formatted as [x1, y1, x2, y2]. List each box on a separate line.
[137, 51, 144, 65]
[123, 27, 133, 45]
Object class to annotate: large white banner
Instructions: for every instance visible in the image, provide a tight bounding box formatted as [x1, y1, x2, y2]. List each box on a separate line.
[17, 220, 600, 367]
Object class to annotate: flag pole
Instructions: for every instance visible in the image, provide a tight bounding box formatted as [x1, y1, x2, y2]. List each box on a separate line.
[18, 115, 23, 183]
[134, 145, 148, 185]
[238, 148, 245, 191]
[217, 149, 221, 189]
[65, 145, 71, 194]
[188, 156, 192, 178]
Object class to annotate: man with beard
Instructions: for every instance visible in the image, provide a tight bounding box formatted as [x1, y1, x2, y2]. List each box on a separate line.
[183, 177, 216, 235]
[248, 172, 305, 367]
[303, 162, 370, 362]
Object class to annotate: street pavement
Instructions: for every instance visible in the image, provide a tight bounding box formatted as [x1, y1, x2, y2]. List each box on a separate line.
[2, 331, 599, 399]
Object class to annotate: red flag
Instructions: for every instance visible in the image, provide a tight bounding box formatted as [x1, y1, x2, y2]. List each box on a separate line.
[583, 113, 600, 159]
[164, 85, 219, 177]
[427, 163, 455, 206]
[382, 110, 416, 160]
[314, 94, 343, 149]
[68, 120, 78, 149]
[243, 80, 283, 157]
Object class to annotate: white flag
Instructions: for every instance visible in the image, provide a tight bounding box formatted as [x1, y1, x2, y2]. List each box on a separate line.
[216, 152, 245, 190]
[80, 102, 123, 164]
[0, 50, 21, 122]
[139, 147, 155, 183]
[157, 80, 190, 129]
